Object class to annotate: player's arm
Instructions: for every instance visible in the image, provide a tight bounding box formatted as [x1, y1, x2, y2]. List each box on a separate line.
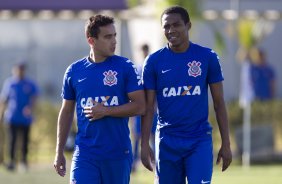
[54, 99, 75, 177]
[210, 82, 232, 171]
[0, 99, 7, 123]
[84, 89, 145, 120]
[0, 82, 9, 123]
[25, 94, 38, 119]
[140, 89, 156, 171]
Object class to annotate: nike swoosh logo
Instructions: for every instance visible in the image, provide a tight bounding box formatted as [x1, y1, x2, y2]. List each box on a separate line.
[161, 69, 171, 74]
[78, 78, 87, 82]
[201, 180, 210, 184]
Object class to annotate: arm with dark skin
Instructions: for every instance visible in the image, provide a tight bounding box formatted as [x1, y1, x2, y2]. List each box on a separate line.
[54, 100, 75, 177]
[83, 90, 145, 121]
[210, 82, 232, 171]
[140, 90, 156, 171]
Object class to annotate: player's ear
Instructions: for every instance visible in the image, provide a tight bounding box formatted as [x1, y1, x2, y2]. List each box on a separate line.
[187, 22, 192, 30]
[87, 37, 95, 45]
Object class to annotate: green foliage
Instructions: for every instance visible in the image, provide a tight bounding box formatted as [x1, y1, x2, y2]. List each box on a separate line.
[32, 101, 60, 146]
[127, 0, 140, 8]
[210, 100, 282, 129]
[0, 100, 60, 163]
[250, 100, 282, 124]
[205, 22, 226, 57]
[214, 29, 226, 56]
[238, 19, 256, 49]
[209, 100, 282, 151]
[28, 101, 60, 161]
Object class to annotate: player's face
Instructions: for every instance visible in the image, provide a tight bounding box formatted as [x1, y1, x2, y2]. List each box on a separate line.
[93, 24, 117, 58]
[12, 65, 25, 79]
[161, 13, 190, 52]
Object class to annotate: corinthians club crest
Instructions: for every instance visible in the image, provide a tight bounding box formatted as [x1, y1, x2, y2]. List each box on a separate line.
[103, 70, 118, 86]
[187, 60, 202, 77]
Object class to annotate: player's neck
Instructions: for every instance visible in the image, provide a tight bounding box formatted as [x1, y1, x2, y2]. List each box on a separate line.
[169, 41, 190, 53]
[89, 50, 107, 63]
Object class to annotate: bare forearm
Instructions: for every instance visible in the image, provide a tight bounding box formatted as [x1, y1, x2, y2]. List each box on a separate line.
[56, 109, 74, 154]
[141, 106, 154, 147]
[84, 90, 145, 121]
[215, 103, 230, 145]
[141, 90, 156, 147]
[106, 100, 145, 117]
[210, 82, 230, 145]
[210, 82, 232, 170]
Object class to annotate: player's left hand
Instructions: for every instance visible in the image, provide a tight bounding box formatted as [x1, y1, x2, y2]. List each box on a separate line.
[54, 153, 66, 177]
[216, 143, 232, 171]
[141, 144, 155, 172]
[83, 101, 107, 121]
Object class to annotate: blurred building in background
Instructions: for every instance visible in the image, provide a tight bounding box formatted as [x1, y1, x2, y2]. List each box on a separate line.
[0, 0, 128, 103]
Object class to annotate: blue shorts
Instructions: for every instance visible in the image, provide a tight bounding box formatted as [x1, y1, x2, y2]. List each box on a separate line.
[155, 129, 213, 184]
[70, 156, 132, 184]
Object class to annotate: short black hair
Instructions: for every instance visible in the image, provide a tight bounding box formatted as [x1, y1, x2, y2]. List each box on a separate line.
[161, 6, 190, 24]
[85, 14, 114, 38]
[141, 44, 149, 52]
[14, 61, 26, 69]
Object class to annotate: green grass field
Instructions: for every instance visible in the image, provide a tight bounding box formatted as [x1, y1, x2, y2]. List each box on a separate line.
[0, 162, 281, 184]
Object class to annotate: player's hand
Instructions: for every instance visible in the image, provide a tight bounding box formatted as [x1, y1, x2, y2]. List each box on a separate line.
[141, 143, 155, 172]
[83, 100, 107, 121]
[54, 153, 66, 177]
[216, 143, 232, 171]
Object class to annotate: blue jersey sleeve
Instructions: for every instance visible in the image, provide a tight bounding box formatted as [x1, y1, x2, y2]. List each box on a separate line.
[207, 50, 224, 84]
[61, 65, 75, 100]
[125, 60, 143, 93]
[269, 66, 275, 80]
[142, 56, 156, 90]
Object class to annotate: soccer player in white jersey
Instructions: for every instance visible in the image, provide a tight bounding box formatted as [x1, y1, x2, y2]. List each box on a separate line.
[141, 6, 232, 184]
[53, 14, 145, 184]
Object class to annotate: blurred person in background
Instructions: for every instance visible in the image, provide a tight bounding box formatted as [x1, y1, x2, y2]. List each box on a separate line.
[250, 48, 276, 101]
[0, 62, 38, 171]
[131, 44, 157, 172]
[53, 14, 145, 184]
[141, 6, 232, 184]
